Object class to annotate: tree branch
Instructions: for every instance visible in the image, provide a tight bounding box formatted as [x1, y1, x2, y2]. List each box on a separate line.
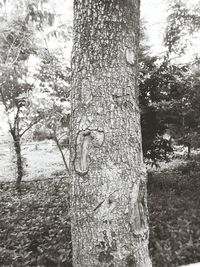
[5, 34, 19, 64]
[13, 104, 21, 132]
[53, 128, 70, 174]
[19, 117, 41, 137]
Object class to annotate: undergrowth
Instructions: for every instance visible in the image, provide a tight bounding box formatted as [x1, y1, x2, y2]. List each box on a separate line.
[0, 163, 199, 266]
[0, 178, 72, 267]
[148, 165, 200, 266]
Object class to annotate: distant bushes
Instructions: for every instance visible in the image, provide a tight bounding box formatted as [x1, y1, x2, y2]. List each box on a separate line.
[33, 128, 53, 141]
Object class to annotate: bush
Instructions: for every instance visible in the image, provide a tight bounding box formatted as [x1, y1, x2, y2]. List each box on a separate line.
[33, 129, 53, 141]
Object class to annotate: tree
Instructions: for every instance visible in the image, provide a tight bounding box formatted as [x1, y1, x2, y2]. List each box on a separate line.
[165, 0, 200, 57]
[152, 0, 200, 158]
[29, 46, 71, 172]
[137, 0, 200, 163]
[0, 11, 40, 189]
[138, 43, 166, 164]
[70, 1, 152, 266]
[0, 65, 41, 189]
[0, 0, 72, 188]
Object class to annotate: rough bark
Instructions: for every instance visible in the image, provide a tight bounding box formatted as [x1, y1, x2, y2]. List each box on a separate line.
[70, 0, 152, 266]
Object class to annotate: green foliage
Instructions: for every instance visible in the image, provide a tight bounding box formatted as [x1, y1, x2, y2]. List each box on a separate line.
[165, 0, 200, 55]
[139, 43, 200, 160]
[32, 127, 53, 141]
[0, 65, 32, 107]
[139, 51, 175, 162]
[155, 62, 200, 154]
[36, 51, 71, 96]
[0, 3, 38, 139]
[0, 164, 200, 266]
[139, 0, 200, 162]
[26, 1, 55, 27]
[148, 164, 200, 266]
[0, 0, 72, 183]
[31, 53, 71, 148]
[0, 17, 36, 64]
[0, 178, 72, 267]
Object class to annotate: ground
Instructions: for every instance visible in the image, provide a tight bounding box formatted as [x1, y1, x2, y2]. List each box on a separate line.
[148, 165, 200, 266]
[0, 140, 200, 266]
[0, 140, 69, 182]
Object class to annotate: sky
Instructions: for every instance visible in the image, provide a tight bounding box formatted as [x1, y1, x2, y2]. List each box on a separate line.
[141, 0, 168, 55]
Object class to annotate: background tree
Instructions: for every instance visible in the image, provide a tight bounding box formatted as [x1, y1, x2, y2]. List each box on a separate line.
[0, 0, 72, 187]
[0, 11, 39, 189]
[31, 53, 71, 173]
[139, 0, 200, 163]
[165, 0, 200, 56]
[159, 0, 200, 157]
[139, 40, 166, 164]
[70, 0, 151, 266]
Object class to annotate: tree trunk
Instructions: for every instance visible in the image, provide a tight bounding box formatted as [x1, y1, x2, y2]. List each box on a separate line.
[11, 131, 23, 190]
[70, 1, 152, 266]
[187, 142, 191, 159]
[53, 130, 70, 174]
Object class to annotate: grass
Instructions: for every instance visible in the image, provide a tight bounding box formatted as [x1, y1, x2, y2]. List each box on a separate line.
[0, 163, 200, 266]
[0, 140, 68, 182]
[0, 178, 72, 267]
[148, 166, 200, 266]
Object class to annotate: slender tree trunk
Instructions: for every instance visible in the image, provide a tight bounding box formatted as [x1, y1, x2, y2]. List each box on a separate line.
[187, 142, 191, 159]
[53, 130, 70, 174]
[11, 131, 23, 190]
[70, 0, 152, 266]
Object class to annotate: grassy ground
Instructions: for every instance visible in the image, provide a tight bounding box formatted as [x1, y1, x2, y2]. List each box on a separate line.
[0, 178, 72, 267]
[0, 162, 199, 266]
[0, 141, 68, 182]
[148, 163, 200, 266]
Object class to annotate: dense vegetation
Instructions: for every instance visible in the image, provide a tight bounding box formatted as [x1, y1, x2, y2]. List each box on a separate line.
[0, 159, 200, 266]
[0, 178, 72, 267]
[148, 160, 200, 266]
